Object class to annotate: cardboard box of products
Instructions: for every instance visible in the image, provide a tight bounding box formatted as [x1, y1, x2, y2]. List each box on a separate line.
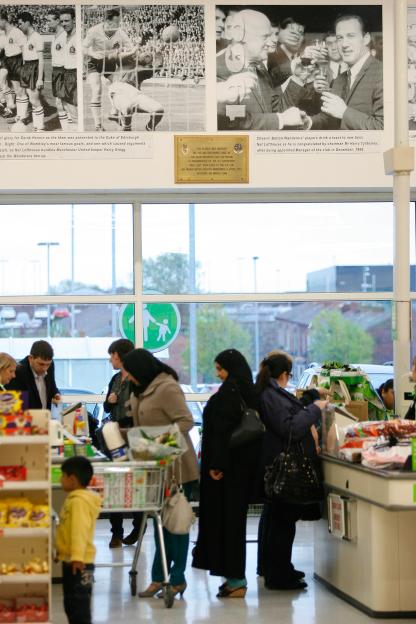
[345, 400, 368, 422]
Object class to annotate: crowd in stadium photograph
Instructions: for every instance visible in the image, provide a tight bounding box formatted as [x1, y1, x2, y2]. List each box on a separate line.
[0, 3, 205, 133]
[0, 4, 77, 132]
[216, 4, 383, 131]
[81, 5, 205, 132]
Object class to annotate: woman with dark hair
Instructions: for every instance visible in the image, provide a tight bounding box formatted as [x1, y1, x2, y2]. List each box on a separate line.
[192, 348, 260, 598]
[377, 378, 395, 417]
[256, 351, 326, 591]
[123, 348, 199, 599]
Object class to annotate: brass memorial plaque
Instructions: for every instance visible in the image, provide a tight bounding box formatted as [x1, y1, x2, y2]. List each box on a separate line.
[174, 135, 249, 184]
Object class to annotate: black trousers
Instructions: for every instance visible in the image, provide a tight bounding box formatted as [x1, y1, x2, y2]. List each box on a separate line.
[110, 512, 143, 537]
[261, 501, 301, 586]
[62, 562, 94, 624]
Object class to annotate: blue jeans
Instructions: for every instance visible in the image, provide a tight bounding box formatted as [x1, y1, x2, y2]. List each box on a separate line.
[151, 482, 194, 586]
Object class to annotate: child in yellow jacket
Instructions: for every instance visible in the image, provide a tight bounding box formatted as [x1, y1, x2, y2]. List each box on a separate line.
[56, 456, 101, 624]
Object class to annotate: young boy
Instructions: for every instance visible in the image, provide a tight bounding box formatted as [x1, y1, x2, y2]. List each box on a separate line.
[56, 456, 101, 624]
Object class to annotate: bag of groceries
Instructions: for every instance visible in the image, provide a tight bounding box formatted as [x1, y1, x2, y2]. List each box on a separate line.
[127, 424, 188, 460]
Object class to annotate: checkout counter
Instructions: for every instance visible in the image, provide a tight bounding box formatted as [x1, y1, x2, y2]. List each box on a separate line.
[315, 450, 416, 617]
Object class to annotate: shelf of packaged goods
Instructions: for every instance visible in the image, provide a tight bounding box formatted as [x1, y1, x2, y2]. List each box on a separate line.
[0, 573, 49, 584]
[0, 436, 49, 445]
[0, 481, 49, 491]
[0, 528, 49, 538]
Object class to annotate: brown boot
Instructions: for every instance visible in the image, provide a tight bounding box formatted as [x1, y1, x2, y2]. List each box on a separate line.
[109, 536, 123, 549]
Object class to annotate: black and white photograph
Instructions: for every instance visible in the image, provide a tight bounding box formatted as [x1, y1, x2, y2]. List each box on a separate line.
[216, 4, 383, 132]
[0, 4, 78, 133]
[81, 4, 205, 132]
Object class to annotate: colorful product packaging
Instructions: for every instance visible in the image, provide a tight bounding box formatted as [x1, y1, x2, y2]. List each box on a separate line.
[132, 469, 147, 508]
[0, 413, 32, 436]
[0, 466, 27, 481]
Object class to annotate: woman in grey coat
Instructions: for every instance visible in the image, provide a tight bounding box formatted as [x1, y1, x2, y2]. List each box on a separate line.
[123, 348, 199, 599]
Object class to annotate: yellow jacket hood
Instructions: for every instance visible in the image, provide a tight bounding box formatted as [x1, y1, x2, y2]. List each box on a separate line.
[55, 488, 101, 564]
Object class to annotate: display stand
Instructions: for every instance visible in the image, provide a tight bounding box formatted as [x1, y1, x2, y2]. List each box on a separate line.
[0, 410, 51, 623]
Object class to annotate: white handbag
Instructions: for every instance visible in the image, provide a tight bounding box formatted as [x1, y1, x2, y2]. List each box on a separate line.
[162, 485, 195, 535]
[161, 472, 195, 535]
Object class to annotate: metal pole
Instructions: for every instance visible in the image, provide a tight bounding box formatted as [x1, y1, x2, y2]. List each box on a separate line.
[189, 203, 197, 389]
[111, 204, 117, 337]
[253, 256, 259, 372]
[70, 204, 75, 338]
[38, 242, 59, 339]
[393, 0, 412, 415]
[46, 244, 50, 338]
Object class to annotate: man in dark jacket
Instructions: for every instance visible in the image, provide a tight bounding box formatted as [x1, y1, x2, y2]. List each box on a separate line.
[216, 8, 308, 130]
[7, 340, 61, 409]
[104, 338, 144, 548]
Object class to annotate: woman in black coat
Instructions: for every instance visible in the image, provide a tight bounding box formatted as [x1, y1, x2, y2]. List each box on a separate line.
[192, 349, 260, 598]
[256, 352, 326, 590]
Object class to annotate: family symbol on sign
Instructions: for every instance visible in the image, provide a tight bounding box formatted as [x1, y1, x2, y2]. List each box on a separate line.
[129, 304, 172, 343]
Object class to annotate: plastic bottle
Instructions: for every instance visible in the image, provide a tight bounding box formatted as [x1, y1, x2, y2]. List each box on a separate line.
[101, 421, 128, 462]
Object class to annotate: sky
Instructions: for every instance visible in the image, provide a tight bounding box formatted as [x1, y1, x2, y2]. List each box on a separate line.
[0, 201, 413, 296]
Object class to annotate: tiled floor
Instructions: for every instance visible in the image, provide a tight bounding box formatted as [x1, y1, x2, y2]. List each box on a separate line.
[52, 518, 414, 623]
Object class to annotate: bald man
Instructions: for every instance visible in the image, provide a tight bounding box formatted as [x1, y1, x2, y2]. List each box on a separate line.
[216, 9, 307, 130]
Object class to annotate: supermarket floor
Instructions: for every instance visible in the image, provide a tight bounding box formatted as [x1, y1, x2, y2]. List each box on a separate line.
[52, 518, 414, 624]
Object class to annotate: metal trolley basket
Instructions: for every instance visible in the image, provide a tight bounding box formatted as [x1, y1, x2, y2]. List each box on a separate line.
[90, 460, 175, 608]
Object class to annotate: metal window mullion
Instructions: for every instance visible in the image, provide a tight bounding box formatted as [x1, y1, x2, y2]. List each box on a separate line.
[0, 191, 395, 205]
[134, 201, 144, 347]
[140, 291, 394, 304]
[0, 294, 135, 305]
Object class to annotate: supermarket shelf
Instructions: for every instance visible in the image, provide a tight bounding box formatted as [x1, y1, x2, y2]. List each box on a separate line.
[0, 573, 49, 584]
[0, 528, 49, 537]
[0, 436, 49, 445]
[0, 481, 49, 491]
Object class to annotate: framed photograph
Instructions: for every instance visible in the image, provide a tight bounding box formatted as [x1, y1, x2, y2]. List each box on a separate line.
[216, 4, 383, 132]
[81, 4, 205, 132]
[0, 4, 78, 133]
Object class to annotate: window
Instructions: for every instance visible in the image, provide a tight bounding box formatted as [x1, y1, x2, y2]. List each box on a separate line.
[142, 202, 394, 294]
[0, 204, 133, 296]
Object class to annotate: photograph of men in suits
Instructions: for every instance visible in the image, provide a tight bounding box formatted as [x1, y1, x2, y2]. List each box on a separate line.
[216, 9, 309, 130]
[215, 5, 383, 133]
[268, 17, 305, 87]
[324, 32, 348, 85]
[310, 14, 383, 129]
[6, 340, 61, 409]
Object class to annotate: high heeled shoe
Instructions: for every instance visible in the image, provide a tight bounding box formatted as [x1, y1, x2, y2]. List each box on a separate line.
[138, 582, 163, 597]
[172, 582, 187, 598]
[216, 584, 247, 598]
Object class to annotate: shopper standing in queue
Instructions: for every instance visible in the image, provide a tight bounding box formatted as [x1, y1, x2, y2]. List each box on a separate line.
[256, 351, 326, 590]
[0, 353, 17, 390]
[123, 348, 199, 598]
[192, 349, 260, 598]
[104, 338, 144, 548]
[7, 340, 61, 409]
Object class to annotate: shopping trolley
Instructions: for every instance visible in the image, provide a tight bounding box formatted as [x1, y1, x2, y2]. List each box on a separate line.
[90, 460, 175, 608]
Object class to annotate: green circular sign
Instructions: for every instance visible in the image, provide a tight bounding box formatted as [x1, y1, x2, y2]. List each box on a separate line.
[119, 303, 181, 353]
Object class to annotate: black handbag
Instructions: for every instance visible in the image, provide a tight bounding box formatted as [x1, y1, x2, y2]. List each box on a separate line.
[264, 420, 324, 505]
[230, 396, 265, 448]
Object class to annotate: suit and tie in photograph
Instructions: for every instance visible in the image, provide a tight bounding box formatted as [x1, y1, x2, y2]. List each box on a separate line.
[215, 4, 383, 132]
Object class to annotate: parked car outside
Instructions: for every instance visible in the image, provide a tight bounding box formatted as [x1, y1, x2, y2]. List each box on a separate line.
[0, 306, 16, 320]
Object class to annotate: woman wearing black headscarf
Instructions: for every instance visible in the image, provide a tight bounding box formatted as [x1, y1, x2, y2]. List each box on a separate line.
[256, 352, 326, 590]
[192, 349, 260, 598]
[123, 349, 199, 599]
